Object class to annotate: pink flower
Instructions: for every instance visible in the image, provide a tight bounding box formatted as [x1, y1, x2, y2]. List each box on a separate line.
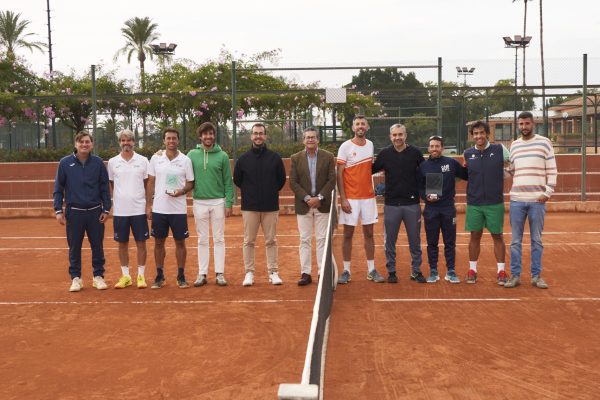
[194, 110, 204, 117]
[66, 88, 73, 95]
[210, 86, 218, 92]
[0, 116, 6, 127]
[189, 91, 197, 97]
[201, 102, 209, 109]
[237, 109, 245, 119]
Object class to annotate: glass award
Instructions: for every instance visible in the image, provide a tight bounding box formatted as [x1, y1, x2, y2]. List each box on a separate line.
[426, 173, 443, 199]
[165, 174, 180, 195]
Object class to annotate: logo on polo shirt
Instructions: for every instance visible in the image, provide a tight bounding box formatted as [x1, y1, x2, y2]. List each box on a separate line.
[69, 163, 75, 167]
[441, 164, 450, 173]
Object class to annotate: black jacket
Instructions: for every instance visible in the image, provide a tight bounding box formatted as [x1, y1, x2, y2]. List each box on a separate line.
[233, 145, 286, 211]
[463, 143, 505, 205]
[372, 144, 424, 206]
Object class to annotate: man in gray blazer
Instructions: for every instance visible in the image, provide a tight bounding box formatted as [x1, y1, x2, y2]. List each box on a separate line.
[289, 127, 337, 285]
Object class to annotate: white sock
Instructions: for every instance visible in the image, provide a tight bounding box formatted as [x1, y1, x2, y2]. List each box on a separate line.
[137, 265, 145, 276]
[469, 261, 477, 272]
[121, 266, 129, 276]
[343, 261, 351, 272]
[497, 263, 505, 272]
[367, 260, 375, 272]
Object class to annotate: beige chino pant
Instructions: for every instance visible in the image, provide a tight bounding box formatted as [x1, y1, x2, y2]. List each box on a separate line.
[242, 211, 279, 273]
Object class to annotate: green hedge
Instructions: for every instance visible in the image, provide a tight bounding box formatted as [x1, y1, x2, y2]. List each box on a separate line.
[0, 142, 341, 162]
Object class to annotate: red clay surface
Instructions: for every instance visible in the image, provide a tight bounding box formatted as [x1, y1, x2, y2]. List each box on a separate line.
[1, 213, 599, 399]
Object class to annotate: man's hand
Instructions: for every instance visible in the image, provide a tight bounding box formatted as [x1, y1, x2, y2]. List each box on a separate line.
[99, 212, 109, 224]
[307, 197, 321, 209]
[56, 213, 65, 225]
[341, 199, 352, 214]
[537, 194, 549, 203]
[167, 188, 185, 197]
[225, 207, 232, 217]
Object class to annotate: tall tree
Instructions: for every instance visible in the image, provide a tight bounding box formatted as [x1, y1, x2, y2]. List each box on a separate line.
[540, 0, 546, 134]
[114, 17, 159, 92]
[0, 10, 45, 61]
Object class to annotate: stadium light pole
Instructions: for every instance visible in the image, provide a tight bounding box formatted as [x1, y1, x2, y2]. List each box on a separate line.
[503, 35, 532, 140]
[456, 66, 475, 85]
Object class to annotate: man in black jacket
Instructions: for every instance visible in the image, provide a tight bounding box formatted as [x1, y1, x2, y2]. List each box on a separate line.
[372, 124, 426, 283]
[233, 123, 286, 286]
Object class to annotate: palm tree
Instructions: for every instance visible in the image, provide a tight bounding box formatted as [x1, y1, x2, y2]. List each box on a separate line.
[540, 0, 546, 134]
[0, 10, 45, 61]
[114, 17, 159, 92]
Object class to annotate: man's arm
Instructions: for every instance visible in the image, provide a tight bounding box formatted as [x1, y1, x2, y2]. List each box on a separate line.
[289, 155, 308, 200]
[319, 154, 337, 200]
[540, 140, 558, 202]
[146, 175, 155, 220]
[222, 153, 234, 217]
[232, 158, 242, 188]
[53, 161, 66, 225]
[276, 156, 286, 191]
[99, 162, 111, 221]
[337, 163, 351, 214]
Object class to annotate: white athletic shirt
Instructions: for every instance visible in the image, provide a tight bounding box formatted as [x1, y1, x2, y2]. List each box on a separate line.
[108, 152, 149, 216]
[336, 139, 375, 199]
[148, 152, 194, 214]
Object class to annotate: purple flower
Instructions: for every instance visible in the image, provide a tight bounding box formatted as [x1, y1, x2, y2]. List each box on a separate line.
[189, 91, 197, 97]
[237, 109, 245, 119]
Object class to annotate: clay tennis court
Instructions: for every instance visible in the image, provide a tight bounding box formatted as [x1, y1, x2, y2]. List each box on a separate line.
[1, 212, 599, 399]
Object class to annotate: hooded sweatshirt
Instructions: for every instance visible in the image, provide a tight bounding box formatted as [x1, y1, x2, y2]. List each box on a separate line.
[187, 144, 234, 208]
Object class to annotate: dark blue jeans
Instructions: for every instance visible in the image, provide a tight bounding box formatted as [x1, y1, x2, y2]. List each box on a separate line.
[423, 205, 456, 272]
[65, 207, 105, 279]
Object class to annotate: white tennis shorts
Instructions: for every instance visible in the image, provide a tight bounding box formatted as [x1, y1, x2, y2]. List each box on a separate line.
[338, 198, 378, 226]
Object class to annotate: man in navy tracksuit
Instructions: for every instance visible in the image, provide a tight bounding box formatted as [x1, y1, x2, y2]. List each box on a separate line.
[419, 136, 468, 283]
[53, 131, 111, 292]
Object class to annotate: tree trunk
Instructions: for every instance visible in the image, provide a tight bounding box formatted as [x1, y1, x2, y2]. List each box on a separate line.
[540, 0, 546, 135]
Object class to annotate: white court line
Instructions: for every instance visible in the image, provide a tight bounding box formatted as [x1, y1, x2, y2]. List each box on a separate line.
[373, 297, 600, 302]
[0, 299, 311, 306]
[3, 243, 600, 251]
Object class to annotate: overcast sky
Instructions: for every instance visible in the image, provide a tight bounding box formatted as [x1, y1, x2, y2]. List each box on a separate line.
[4, 0, 600, 89]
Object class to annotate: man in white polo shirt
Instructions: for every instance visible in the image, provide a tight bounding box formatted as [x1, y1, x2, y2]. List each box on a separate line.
[146, 127, 194, 289]
[108, 129, 150, 289]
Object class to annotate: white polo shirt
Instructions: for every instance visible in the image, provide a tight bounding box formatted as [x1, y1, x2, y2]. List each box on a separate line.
[148, 151, 194, 214]
[108, 152, 149, 216]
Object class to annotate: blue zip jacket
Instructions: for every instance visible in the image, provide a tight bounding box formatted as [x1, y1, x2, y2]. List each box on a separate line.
[53, 153, 111, 213]
[419, 156, 468, 208]
[463, 143, 505, 205]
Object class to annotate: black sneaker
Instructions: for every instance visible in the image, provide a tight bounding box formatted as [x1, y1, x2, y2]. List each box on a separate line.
[410, 271, 427, 283]
[151, 276, 165, 289]
[177, 276, 190, 289]
[387, 272, 398, 283]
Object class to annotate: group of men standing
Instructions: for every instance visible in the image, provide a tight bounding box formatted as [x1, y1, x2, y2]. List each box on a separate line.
[53, 111, 556, 292]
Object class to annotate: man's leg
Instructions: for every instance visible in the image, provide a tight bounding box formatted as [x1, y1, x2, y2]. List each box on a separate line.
[242, 211, 261, 274]
[154, 238, 166, 271]
[66, 208, 85, 279]
[440, 207, 457, 271]
[313, 210, 330, 274]
[211, 204, 226, 275]
[135, 241, 147, 268]
[423, 207, 441, 272]
[193, 201, 210, 276]
[468, 230, 483, 262]
[297, 210, 314, 275]
[262, 211, 279, 274]
[509, 201, 527, 279]
[87, 208, 106, 278]
[342, 224, 355, 263]
[174, 239, 187, 274]
[362, 223, 375, 261]
[403, 204, 423, 274]
[383, 205, 402, 274]
[528, 202, 546, 278]
[118, 242, 129, 268]
[491, 233, 506, 263]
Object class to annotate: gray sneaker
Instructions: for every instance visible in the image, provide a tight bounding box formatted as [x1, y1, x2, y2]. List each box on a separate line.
[504, 276, 521, 288]
[427, 270, 440, 283]
[194, 274, 208, 287]
[532, 276, 548, 289]
[444, 270, 460, 284]
[367, 269, 385, 283]
[338, 270, 351, 284]
[216, 273, 228, 286]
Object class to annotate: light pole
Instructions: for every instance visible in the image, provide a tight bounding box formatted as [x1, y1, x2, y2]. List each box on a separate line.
[503, 35, 532, 139]
[150, 42, 177, 56]
[456, 66, 475, 85]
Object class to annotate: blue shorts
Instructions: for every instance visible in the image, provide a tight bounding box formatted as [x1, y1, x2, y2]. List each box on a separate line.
[151, 213, 189, 240]
[113, 215, 149, 242]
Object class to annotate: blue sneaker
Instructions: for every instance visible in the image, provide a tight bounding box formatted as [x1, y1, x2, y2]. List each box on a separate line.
[367, 269, 385, 283]
[445, 270, 460, 284]
[427, 270, 440, 283]
[338, 270, 351, 284]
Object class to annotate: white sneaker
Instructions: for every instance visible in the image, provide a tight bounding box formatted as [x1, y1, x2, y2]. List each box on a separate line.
[69, 277, 83, 292]
[269, 272, 283, 285]
[92, 276, 108, 290]
[242, 272, 254, 287]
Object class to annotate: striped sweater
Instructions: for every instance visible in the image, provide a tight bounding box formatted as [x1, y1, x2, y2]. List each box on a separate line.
[508, 134, 558, 201]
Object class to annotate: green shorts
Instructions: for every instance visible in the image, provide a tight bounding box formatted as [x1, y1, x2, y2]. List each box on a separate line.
[465, 203, 505, 234]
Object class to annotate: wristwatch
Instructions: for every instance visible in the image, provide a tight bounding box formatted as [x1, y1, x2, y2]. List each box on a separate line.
[317, 194, 324, 201]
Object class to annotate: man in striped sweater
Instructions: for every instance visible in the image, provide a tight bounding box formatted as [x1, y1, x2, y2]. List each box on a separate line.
[504, 111, 557, 289]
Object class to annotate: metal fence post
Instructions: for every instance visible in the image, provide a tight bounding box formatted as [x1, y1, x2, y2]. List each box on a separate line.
[581, 54, 587, 201]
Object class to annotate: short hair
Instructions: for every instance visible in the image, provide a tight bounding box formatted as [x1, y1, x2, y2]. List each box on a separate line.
[518, 111, 534, 121]
[117, 129, 135, 141]
[428, 135, 444, 146]
[197, 122, 216, 136]
[74, 131, 93, 143]
[352, 114, 367, 123]
[303, 126, 319, 140]
[470, 120, 490, 135]
[251, 122, 267, 134]
[163, 127, 179, 139]
[389, 123, 407, 134]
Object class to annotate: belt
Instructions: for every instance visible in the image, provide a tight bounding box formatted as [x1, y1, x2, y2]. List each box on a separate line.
[70, 204, 101, 211]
